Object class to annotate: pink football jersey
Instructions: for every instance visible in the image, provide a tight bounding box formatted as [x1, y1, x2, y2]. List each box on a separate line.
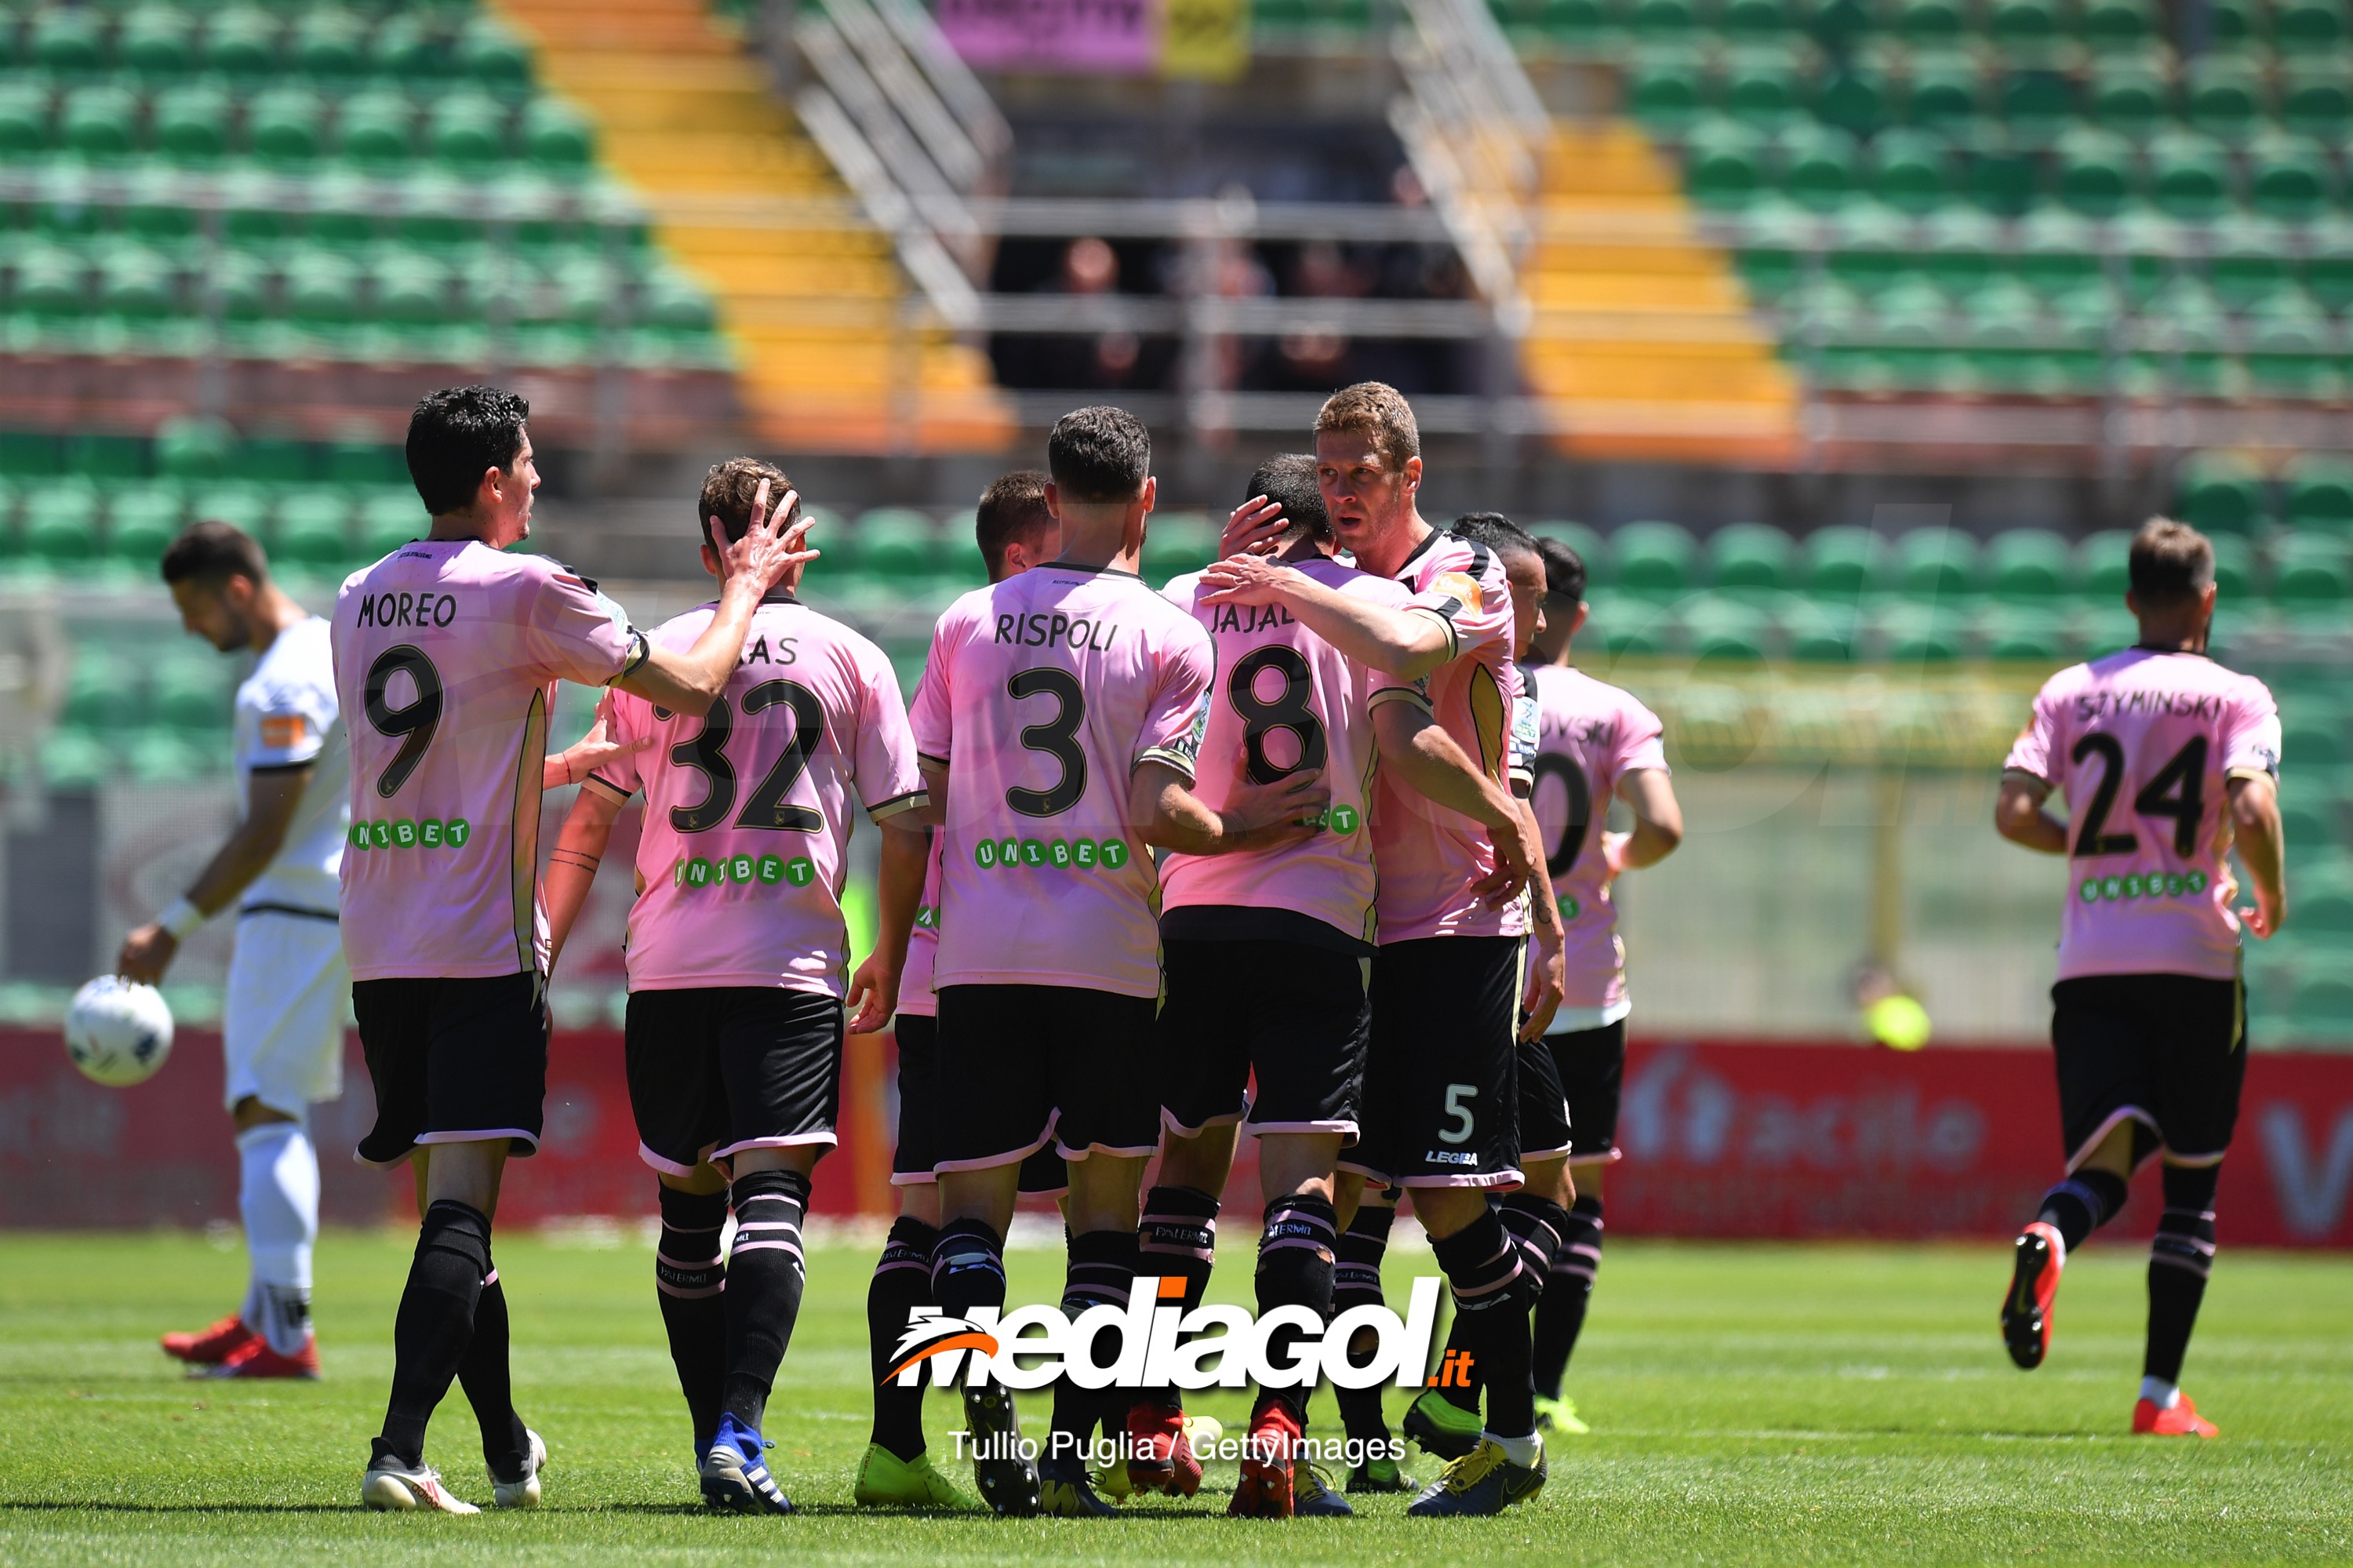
[1366, 529, 1529, 943]
[909, 565, 1213, 998]
[1524, 662, 1669, 1018]
[2004, 648, 2281, 981]
[335, 539, 642, 980]
[1158, 558, 1414, 949]
[588, 594, 926, 995]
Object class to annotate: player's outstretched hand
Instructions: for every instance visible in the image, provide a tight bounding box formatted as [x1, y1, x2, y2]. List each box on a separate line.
[846, 952, 899, 1034]
[1200, 552, 1305, 607]
[543, 718, 649, 791]
[2241, 889, 2285, 939]
[1221, 495, 1288, 558]
[1221, 766, 1331, 853]
[115, 924, 175, 986]
[1475, 813, 1541, 908]
[1520, 928, 1566, 1042]
[709, 478, 819, 599]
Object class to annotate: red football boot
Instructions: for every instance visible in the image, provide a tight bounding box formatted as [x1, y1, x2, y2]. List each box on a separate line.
[2001, 1221, 2065, 1370]
[161, 1313, 256, 1366]
[2133, 1392, 2218, 1438]
[1227, 1404, 1300, 1518]
[200, 1335, 322, 1380]
[1126, 1401, 1202, 1497]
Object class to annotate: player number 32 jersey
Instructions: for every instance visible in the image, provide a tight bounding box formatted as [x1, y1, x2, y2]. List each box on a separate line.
[2004, 647, 2281, 982]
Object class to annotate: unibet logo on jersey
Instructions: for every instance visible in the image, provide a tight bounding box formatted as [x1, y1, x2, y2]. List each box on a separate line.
[882, 1275, 1442, 1392]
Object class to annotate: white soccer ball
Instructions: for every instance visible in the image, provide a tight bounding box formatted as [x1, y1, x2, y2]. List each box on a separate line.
[64, 976, 175, 1087]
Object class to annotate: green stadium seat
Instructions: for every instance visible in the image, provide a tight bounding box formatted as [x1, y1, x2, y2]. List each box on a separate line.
[1688, 116, 1770, 206]
[2249, 131, 2336, 222]
[1827, 200, 1908, 295]
[369, 13, 442, 79]
[1531, 519, 1612, 585]
[2282, 715, 2350, 764]
[457, 16, 536, 85]
[107, 484, 184, 566]
[120, 7, 198, 77]
[1142, 513, 1218, 580]
[2280, 64, 2351, 138]
[524, 97, 595, 169]
[2245, 291, 2333, 398]
[1684, 595, 1768, 661]
[2209, 231, 2288, 310]
[1787, 601, 1856, 660]
[62, 85, 136, 160]
[31, 7, 104, 73]
[325, 441, 406, 488]
[428, 91, 508, 165]
[1780, 122, 1860, 209]
[189, 482, 271, 535]
[1613, 520, 1698, 591]
[1724, 0, 1795, 37]
[1809, 0, 1873, 49]
[293, 8, 368, 78]
[2291, 977, 2353, 1039]
[213, 250, 271, 321]
[1891, 527, 1980, 598]
[9, 243, 87, 317]
[358, 490, 424, 561]
[2185, 57, 2264, 143]
[2273, 533, 2352, 604]
[2056, 124, 2134, 216]
[125, 728, 212, 784]
[153, 83, 230, 161]
[2279, 796, 2335, 849]
[852, 509, 937, 579]
[24, 481, 102, 565]
[155, 417, 232, 482]
[237, 436, 310, 487]
[2209, 533, 2257, 597]
[285, 249, 361, 325]
[2076, 529, 2133, 598]
[2150, 128, 2231, 219]
[2177, 450, 2269, 535]
[96, 243, 176, 317]
[1979, 603, 2069, 661]
[2275, 0, 2349, 45]
[2204, 0, 2264, 45]
[373, 252, 453, 324]
[1628, 46, 1707, 127]
[2285, 454, 2353, 532]
[67, 433, 147, 481]
[38, 729, 113, 791]
[2015, 207, 2100, 297]
[0, 434, 62, 478]
[1897, 0, 1966, 42]
[1814, 66, 1888, 134]
[2080, 0, 2154, 42]
[1707, 522, 1794, 589]
[202, 6, 283, 77]
[1868, 128, 1952, 211]
[339, 89, 418, 165]
[1920, 202, 1998, 295]
[1966, 133, 2041, 214]
[2301, 220, 2353, 312]
[1990, 0, 2061, 47]
[0, 80, 48, 155]
[1880, 604, 1963, 661]
[1799, 523, 1885, 595]
[1904, 50, 1982, 126]
[249, 85, 325, 162]
[2089, 61, 2169, 139]
[64, 649, 141, 732]
[1987, 528, 2072, 597]
[271, 490, 352, 570]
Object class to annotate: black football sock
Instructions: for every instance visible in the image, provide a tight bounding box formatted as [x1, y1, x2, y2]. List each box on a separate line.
[1253, 1193, 1337, 1426]
[720, 1169, 810, 1434]
[1052, 1228, 1137, 1450]
[1533, 1194, 1602, 1399]
[1332, 1196, 1396, 1446]
[2035, 1169, 2129, 1253]
[655, 1183, 729, 1452]
[867, 1215, 940, 1461]
[2145, 1163, 2221, 1387]
[456, 1251, 530, 1481]
[1137, 1184, 1220, 1417]
[930, 1217, 1008, 1319]
[1442, 1193, 1568, 1413]
[376, 1199, 490, 1470]
[1430, 1204, 1537, 1440]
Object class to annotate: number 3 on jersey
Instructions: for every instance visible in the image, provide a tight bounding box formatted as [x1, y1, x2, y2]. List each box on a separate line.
[1006, 668, 1086, 817]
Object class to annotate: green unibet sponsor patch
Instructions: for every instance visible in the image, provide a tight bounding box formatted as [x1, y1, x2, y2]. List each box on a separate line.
[2079, 878, 2100, 903]
[786, 858, 816, 887]
[1100, 838, 1129, 869]
[998, 836, 1020, 867]
[2122, 874, 2145, 899]
[445, 819, 471, 847]
[975, 839, 998, 869]
[685, 857, 715, 888]
[726, 853, 755, 885]
[1558, 893, 1580, 920]
[1048, 839, 1073, 868]
[1020, 839, 1046, 868]
[349, 823, 372, 850]
[1328, 803, 1360, 834]
[758, 854, 785, 886]
[915, 904, 937, 929]
[2186, 870, 2208, 893]
[391, 819, 418, 849]
[1073, 839, 1098, 869]
[2100, 875, 2123, 900]
[369, 820, 393, 849]
[420, 819, 445, 848]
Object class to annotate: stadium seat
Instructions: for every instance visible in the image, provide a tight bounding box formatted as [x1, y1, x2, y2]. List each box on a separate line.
[106, 485, 184, 566]
[23, 481, 101, 565]
[152, 653, 231, 733]
[2055, 125, 2135, 216]
[293, 8, 369, 78]
[325, 441, 406, 488]
[1904, 50, 1983, 125]
[1868, 128, 1952, 211]
[1684, 594, 1769, 660]
[125, 728, 211, 784]
[2273, 533, 2351, 604]
[523, 98, 595, 169]
[2281, 714, 2350, 764]
[38, 729, 112, 791]
[1707, 521, 1795, 589]
[358, 490, 424, 561]
[2209, 533, 2256, 598]
[2177, 450, 2270, 535]
[2150, 128, 2232, 220]
[62, 85, 137, 161]
[369, 13, 442, 79]
[1613, 520, 1699, 592]
[1531, 519, 1612, 585]
[1892, 527, 1980, 598]
[271, 490, 352, 570]
[64, 649, 141, 732]
[202, 7, 282, 78]
[2081, 0, 2155, 42]
[120, 8, 198, 77]
[285, 249, 362, 325]
[2291, 977, 2353, 1039]
[1815, 67, 1889, 135]
[849, 509, 936, 579]
[1724, 0, 1795, 38]
[155, 417, 232, 482]
[1987, 528, 2073, 597]
[1967, 136, 2041, 214]
[153, 83, 231, 162]
[1141, 513, 1218, 580]
[429, 91, 509, 166]
[338, 89, 418, 165]
[1627, 45, 1708, 127]
[2286, 454, 2353, 533]
[1880, 603, 1963, 661]
[373, 252, 454, 324]
[31, 7, 104, 74]
[1688, 116, 1770, 206]
[96, 245, 176, 317]
[2203, 0, 2264, 45]
[2076, 529, 2133, 598]
[2276, 0, 2351, 46]
[1980, 603, 2069, 660]
[0, 79, 47, 155]
[2185, 57, 2264, 144]
[2249, 131, 2337, 222]
[1991, 0, 2062, 46]
[2088, 61, 2169, 138]
[189, 483, 271, 536]
[1780, 122, 1860, 209]
[1897, 0, 1968, 42]
[457, 16, 536, 86]
[1800, 524, 1886, 595]
[2281, 64, 2352, 137]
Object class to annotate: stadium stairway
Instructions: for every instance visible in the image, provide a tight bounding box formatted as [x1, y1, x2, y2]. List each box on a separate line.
[1521, 118, 1803, 464]
[488, 0, 1011, 452]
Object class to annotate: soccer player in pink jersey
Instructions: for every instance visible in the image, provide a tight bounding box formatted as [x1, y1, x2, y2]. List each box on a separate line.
[1411, 518, 1684, 1450]
[853, 469, 1074, 1512]
[1199, 384, 1558, 1518]
[336, 388, 810, 1515]
[1993, 518, 2286, 1440]
[911, 406, 1328, 1517]
[539, 458, 926, 1514]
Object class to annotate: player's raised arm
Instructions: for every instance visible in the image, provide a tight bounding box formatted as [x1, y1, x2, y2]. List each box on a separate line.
[1199, 551, 1455, 681]
[544, 780, 625, 971]
[1607, 766, 1685, 875]
[613, 480, 816, 716]
[1129, 757, 1329, 857]
[1994, 769, 2070, 853]
[848, 816, 929, 1034]
[2228, 771, 2286, 937]
[1371, 698, 1540, 892]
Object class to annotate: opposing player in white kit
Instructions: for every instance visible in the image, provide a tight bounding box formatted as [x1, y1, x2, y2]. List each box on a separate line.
[126, 520, 351, 1381]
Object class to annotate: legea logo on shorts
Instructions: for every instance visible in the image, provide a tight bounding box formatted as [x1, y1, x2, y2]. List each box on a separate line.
[883, 1275, 1442, 1393]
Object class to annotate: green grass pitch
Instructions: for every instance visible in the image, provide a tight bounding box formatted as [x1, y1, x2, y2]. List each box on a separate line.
[1, 1231, 2348, 1564]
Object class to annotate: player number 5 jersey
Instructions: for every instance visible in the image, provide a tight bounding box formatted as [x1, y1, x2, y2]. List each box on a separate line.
[588, 594, 926, 996]
[2003, 647, 2280, 982]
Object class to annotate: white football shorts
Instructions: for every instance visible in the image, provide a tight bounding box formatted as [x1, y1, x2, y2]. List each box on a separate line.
[222, 909, 349, 1116]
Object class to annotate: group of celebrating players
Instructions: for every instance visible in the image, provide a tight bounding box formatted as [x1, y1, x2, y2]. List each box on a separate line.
[121, 373, 2288, 1520]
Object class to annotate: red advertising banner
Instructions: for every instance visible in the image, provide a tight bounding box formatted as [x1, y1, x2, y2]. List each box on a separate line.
[2, 1028, 2348, 1246]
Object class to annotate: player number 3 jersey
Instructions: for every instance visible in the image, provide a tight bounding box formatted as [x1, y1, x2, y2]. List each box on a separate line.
[911, 564, 1213, 999]
[587, 593, 926, 995]
[2004, 647, 2281, 982]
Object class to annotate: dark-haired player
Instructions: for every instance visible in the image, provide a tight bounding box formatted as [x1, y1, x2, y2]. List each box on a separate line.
[1412, 518, 1682, 1446]
[542, 457, 923, 1513]
[1994, 517, 2284, 1439]
[853, 470, 1074, 1512]
[337, 387, 810, 1513]
[912, 407, 1326, 1517]
[1202, 384, 1554, 1518]
[127, 521, 348, 1381]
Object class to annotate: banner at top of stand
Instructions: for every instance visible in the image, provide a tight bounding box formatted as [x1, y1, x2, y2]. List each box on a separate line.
[937, 0, 1163, 73]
